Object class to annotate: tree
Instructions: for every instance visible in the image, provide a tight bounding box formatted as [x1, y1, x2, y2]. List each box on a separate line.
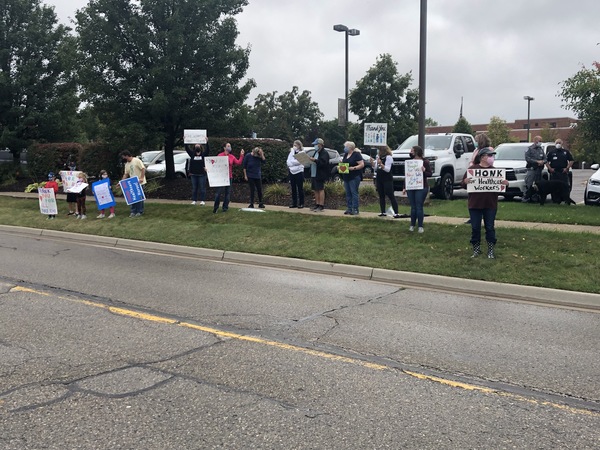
[253, 87, 323, 142]
[348, 53, 418, 148]
[560, 62, 600, 163]
[486, 116, 513, 147]
[75, 0, 255, 178]
[540, 123, 558, 143]
[425, 117, 439, 127]
[0, 0, 77, 160]
[452, 116, 474, 135]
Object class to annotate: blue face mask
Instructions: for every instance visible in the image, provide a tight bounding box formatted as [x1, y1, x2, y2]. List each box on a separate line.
[343, 147, 349, 154]
[314, 145, 319, 151]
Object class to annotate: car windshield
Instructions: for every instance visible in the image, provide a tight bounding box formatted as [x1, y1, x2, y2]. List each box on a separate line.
[495, 146, 527, 161]
[174, 153, 189, 163]
[141, 151, 161, 163]
[398, 135, 452, 151]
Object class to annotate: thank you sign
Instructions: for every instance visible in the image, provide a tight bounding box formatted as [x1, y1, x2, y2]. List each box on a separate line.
[38, 188, 58, 215]
[466, 168, 506, 193]
[364, 123, 388, 146]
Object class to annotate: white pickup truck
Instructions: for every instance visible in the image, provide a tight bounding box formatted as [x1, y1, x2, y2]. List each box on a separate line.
[390, 133, 476, 200]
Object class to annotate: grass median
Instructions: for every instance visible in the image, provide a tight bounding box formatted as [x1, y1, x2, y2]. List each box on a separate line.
[0, 196, 598, 294]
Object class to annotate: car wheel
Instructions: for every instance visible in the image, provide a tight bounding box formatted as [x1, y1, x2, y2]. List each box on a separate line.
[176, 172, 186, 178]
[331, 174, 341, 183]
[433, 172, 453, 200]
[363, 167, 373, 176]
[584, 188, 592, 206]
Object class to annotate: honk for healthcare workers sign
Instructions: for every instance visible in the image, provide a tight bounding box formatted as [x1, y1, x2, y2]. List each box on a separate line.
[119, 176, 146, 205]
[38, 188, 58, 215]
[205, 156, 230, 187]
[466, 168, 506, 193]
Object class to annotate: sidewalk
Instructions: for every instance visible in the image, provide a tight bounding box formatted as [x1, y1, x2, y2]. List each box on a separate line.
[3, 191, 599, 235]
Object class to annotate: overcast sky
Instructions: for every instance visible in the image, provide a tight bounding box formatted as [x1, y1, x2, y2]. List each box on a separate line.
[50, 0, 599, 126]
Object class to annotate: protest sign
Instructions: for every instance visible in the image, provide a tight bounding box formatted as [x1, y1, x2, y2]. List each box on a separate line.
[59, 171, 81, 192]
[466, 168, 506, 193]
[38, 188, 58, 215]
[119, 176, 146, 205]
[405, 160, 424, 190]
[205, 156, 230, 187]
[92, 179, 116, 210]
[338, 163, 350, 175]
[184, 129, 207, 144]
[66, 182, 88, 194]
[364, 123, 388, 146]
[293, 151, 312, 166]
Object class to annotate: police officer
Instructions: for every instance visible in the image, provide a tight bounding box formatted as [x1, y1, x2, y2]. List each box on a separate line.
[546, 138, 574, 187]
[522, 135, 546, 203]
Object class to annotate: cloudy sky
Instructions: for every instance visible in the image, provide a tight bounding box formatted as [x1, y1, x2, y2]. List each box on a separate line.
[50, 0, 599, 126]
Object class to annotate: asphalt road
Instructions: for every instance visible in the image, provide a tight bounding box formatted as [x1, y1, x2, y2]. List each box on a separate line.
[1, 232, 599, 448]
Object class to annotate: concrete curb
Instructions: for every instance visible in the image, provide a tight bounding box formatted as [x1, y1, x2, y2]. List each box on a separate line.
[1, 224, 598, 311]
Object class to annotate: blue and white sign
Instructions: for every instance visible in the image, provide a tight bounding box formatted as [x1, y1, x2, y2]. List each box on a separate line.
[119, 176, 146, 205]
[92, 178, 117, 210]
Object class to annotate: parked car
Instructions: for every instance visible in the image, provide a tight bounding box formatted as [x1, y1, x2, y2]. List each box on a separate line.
[141, 150, 185, 168]
[584, 163, 600, 205]
[299, 147, 341, 182]
[361, 153, 374, 176]
[146, 152, 190, 178]
[494, 142, 550, 200]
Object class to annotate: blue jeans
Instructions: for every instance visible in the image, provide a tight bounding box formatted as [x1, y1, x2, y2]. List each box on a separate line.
[407, 187, 428, 227]
[190, 174, 207, 202]
[214, 179, 232, 211]
[130, 201, 144, 215]
[344, 177, 361, 212]
[469, 208, 497, 244]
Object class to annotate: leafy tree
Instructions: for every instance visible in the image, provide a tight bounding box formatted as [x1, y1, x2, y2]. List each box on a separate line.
[540, 123, 558, 143]
[75, 0, 255, 178]
[452, 116, 474, 135]
[0, 0, 77, 160]
[486, 116, 513, 147]
[425, 117, 439, 127]
[253, 87, 323, 142]
[317, 118, 347, 151]
[560, 62, 600, 163]
[348, 54, 418, 148]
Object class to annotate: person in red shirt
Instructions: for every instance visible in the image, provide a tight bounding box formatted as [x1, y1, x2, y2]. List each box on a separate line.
[213, 143, 244, 213]
[44, 172, 59, 219]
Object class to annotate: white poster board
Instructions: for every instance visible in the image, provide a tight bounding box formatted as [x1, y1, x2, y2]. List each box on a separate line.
[66, 182, 88, 193]
[205, 156, 230, 187]
[59, 171, 82, 192]
[466, 168, 506, 193]
[364, 123, 388, 146]
[184, 129, 207, 144]
[38, 188, 58, 215]
[405, 160, 424, 190]
[293, 151, 312, 166]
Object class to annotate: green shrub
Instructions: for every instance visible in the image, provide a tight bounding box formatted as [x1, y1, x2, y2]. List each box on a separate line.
[264, 183, 289, 203]
[324, 181, 345, 197]
[359, 184, 377, 198]
[80, 142, 122, 181]
[0, 163, 22, 186]
[303, 180, 313, 196]
[27, 143, 83, 181]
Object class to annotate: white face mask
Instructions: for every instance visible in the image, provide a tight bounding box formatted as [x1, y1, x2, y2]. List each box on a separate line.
[102, 174, 108, 179]
[556, 144, 562, 149]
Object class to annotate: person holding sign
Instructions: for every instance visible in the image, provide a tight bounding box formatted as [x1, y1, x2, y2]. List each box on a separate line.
[121, 151, 147, 217]
[403, 146, 432, 233]
[213, 143, 244, 213]
[44, 172, 59, 219]
[462, 148, 509, 259]
[186, 143, 210, 205]
[286, 140, 305, 208]
[373, 146, 401, 219]
[95, 170, 116, 218]
[309, 138, 329, 212]
[243, 147, 266, 208]
[340, 141, 364, 215]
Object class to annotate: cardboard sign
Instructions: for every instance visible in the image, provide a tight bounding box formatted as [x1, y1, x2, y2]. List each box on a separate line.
[293, 151, 312, 166]
[466, 168, 506, 193]
[364, 123, 388, 146]
[119, 176, 146, 205]
[38, 188, 58, 215]
[59, 171, 82, 192]
[184, 129, 207, 144]
[338, 163, 350, 175]
[92, 179, 116, 210]
[205, 156, 230, 187]
[405, 160, 424, 190]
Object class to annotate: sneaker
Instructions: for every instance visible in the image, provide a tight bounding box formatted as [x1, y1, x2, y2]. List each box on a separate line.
[199, 201, 205, 206]
[352, 210, 359, 215]
[108, 213, 115, 219]
[80, 214, 87, 220]
[298, 205, 304, 209]
[409, 226, 414, 232]
[258, 204, 265, 209]
[316, 205, 324, 212]
[67, 211, 75, 216]
[310, 205, 319, 211]
[289, 205, 298, 208]
[418, 227, 424, 233]
[378, 213, 387, 217]
[75, 214, 81, 219]
[247, 204, 254, 208]
[344, 210, 352, 215]
[393, 214, 401, 219]
[134, 213, 141, 217]
[47, 216, 52, 220]
[129, 213, 136, 218]
[97, 214, 105, 219]
[191, 201, 196, 205]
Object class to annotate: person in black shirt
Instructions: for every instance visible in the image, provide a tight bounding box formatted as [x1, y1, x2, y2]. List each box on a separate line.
[546, 138, 574, 190]
[186, 143, 210, 205]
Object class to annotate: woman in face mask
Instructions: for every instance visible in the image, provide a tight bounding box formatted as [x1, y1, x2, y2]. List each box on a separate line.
[403, 145, 432, 233]
[340, 141, 364, 215]
[286, 140, 305, 208]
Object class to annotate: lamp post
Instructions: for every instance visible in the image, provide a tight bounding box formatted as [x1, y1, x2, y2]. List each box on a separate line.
[523, 95, 534, 142]
[333, 24, 360, 132]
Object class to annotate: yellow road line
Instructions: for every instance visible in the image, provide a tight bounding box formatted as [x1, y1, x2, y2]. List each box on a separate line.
[10, 285, 599, 417]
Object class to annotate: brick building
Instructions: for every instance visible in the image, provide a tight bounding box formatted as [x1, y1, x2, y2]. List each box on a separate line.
[426, 117, 579, 143]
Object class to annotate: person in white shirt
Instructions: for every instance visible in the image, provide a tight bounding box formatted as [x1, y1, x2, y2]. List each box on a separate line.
[286, 140, 305, 208]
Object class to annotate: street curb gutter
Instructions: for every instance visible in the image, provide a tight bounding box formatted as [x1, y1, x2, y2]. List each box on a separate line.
[1, 224, 598, 311]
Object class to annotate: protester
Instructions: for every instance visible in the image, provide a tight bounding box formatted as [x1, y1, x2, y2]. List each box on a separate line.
[309, 138, 329, 212]
[213, 143, 244, 213]
[404, 145, 432, 233]
[462, 148, 509, 258]
[340, 141, 364, 215]
[287, 140, 305, 208]
[74, 172, 88, 220]
[121, 150, 147, 217]
[64, 160, 78, 216]
[466, 134, 494, 224]
[186, 143, 209, 205]
[373, 146, 401, 218]
[243, 146, 266, 208]
[522, 135, 546, 203]
[96, 170, 115, 219]
[44, 172, 59, 219]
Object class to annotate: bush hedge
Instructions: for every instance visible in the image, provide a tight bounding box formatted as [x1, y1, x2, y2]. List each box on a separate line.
[79, 142, 122, 180]
[27, 143, 83, 181]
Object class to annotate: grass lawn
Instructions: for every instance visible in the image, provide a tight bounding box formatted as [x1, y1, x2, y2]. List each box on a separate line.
[0, 196, 598, 294]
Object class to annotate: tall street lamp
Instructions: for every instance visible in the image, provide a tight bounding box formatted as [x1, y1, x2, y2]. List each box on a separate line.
[523, 95, 534, 142]
[333, 24, 360, 132]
